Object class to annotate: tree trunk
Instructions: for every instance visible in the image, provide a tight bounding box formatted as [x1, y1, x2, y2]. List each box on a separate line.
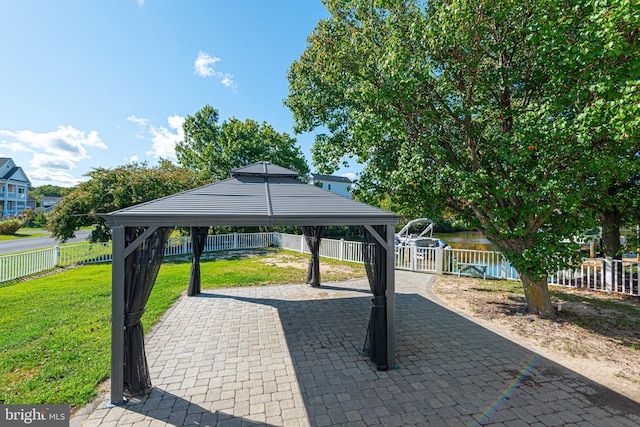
[520, 274, 554, 318]
[600, 208, 622, 260]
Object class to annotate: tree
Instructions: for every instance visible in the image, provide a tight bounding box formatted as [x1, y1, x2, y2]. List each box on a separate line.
[29, 185, 73, 200]
[287, 0, 639, 316]
[175, 105, 309, 181]
[47, 160, 207, 242]
[546, 3, 640, 259]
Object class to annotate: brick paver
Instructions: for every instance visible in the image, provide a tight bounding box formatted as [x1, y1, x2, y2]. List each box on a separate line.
[72, 271, 640, 426]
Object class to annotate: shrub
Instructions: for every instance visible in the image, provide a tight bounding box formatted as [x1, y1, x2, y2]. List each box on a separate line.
[0, 219, 25, 235]
[30, 212, 49, 228]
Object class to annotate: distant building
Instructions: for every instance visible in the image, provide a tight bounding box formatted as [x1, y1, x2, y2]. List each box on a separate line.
[40, 196, 62, 208]
[308, 173, 352, 199]
[0, 157, 31, 217]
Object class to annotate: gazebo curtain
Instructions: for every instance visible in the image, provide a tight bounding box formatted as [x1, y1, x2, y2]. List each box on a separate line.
[123, 226, 173, 396]
[362, 225, 389, 371]
[188, 226, 209, 296]
[302, 226, 323, 287]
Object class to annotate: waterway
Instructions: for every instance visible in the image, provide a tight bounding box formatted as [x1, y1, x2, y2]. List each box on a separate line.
[433, 231, 497, 252]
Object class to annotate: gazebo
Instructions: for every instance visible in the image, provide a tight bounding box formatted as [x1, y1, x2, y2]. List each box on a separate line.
[102, 162, 400, 405]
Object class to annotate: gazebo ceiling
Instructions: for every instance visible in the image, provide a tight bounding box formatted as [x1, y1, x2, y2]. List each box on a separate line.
[101, 161, 401, 227]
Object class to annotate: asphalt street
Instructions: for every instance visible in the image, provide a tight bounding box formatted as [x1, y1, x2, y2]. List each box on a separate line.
[0, 229, 92, 255]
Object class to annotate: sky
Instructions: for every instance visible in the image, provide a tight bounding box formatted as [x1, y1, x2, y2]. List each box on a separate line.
[0, 0, 357, 187]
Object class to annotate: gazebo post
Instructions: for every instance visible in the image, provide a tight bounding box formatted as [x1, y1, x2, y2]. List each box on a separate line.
[385, 224, 396, 369]
[110, 225, 126, 405]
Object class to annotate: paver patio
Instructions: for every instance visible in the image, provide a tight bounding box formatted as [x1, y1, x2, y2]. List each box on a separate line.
[72, 271, 640, 426]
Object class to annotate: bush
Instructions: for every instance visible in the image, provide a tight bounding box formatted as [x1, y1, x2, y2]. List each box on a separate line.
[30, 212, 48, 229]
[0, 219, 25, 235]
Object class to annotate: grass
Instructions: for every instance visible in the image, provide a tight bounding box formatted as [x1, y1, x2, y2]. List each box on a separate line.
[0, 249, 364, 410]
[0, 227, 51, 241]
[469, 279, 640, 351]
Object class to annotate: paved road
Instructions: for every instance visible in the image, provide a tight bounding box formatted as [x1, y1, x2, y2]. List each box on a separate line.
[0, 229, 92, 255]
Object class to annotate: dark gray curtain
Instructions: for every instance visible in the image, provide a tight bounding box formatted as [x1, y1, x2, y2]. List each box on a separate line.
[302, 226, 323, 287]
[188, 226, 209, 296]
[362, 225, 389, 371]
[123, 226, 173, 396]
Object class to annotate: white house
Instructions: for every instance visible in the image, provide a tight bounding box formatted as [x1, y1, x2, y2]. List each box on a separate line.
[0, 158, 31, 217]
[308, 173, 352, 199]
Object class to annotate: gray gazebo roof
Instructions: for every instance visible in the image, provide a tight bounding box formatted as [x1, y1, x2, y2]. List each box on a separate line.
[106, 161, 400, 405]
[102, 161, 400, 227]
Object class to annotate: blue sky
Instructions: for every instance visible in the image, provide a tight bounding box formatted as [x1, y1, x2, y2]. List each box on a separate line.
[0, 1, 355, 187]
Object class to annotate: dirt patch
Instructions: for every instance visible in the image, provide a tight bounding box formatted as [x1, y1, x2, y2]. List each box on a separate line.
[258, 253, 359, 277]
[432, 276, 640, 403]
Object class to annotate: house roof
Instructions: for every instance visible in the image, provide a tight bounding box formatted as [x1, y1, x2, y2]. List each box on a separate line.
[101, 161, 399, 227]
[0, 162, 32, 186]
[309, 173, 352, 184]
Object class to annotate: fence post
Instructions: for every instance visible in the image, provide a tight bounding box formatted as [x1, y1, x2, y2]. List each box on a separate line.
[604, 257, 613, 293]
[234, 232, 238, 249]
[53, 245, 59, 267]
[410, 246, 417, 271]
[339, 239, 344, 261]
[435, 247, 443, 274]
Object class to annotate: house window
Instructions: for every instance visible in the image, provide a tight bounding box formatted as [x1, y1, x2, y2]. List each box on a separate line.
[328, 184, 331, 191]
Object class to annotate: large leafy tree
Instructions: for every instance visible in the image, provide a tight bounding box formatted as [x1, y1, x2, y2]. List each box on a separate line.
[29, 185, 73, 200]
[287, 0, 639, 316]
[47, 160, 207, 242]
[175, 105, 309, 180]
[546, 2, 640, 259]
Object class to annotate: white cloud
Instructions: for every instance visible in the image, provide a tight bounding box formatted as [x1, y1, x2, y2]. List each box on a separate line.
[0, 126, 108, 186]
[126, 115, 149, 127]
[0, 141, 31, 153]
[128, 155, 139, 162]
[194, 51, 237, 90]
[194, 52, 220, 77]
[29, 168, 82, 187]
[146, 115, 185, 159]
[341, 172, 357, 181]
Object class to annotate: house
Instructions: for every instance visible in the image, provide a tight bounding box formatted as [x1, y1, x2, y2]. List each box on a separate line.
[308, 173, 352, 199]
[40, 196, 62, 208]
[0, 158, 31, 217]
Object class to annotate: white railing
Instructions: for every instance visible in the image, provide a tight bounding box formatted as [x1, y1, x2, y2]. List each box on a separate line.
[549, 258, 640, 296]
[58, 242, 112, 267]
[275, 233, 367, 264]
[443, 248, 520, 280]
[0, 247, 57, 282]
[3, 231, 639, 298]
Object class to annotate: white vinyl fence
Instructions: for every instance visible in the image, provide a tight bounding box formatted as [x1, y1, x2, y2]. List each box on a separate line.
[549, 258, 640, 295]
[2, 232, 639, 298]
[0, 247, 58, 283]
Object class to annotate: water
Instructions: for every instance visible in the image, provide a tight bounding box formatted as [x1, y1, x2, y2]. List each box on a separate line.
[433, 231, 518, 279]
[433, 231, 497, 251]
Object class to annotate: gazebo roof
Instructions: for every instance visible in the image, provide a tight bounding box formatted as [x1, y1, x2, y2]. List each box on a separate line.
[101, 161, 400, 228]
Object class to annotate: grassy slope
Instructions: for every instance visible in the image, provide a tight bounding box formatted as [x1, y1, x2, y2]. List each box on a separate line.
[0, 249, 364, 409]
[0, 228, 51, 241]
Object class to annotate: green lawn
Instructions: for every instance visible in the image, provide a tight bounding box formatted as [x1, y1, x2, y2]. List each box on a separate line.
[0, 228, 51, 241]
[0, 249, 364, 410]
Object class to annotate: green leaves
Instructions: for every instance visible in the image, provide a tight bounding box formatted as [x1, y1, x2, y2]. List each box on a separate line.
[175, 105, 309, 181]
[47, 162, 206, 242]
[288, 0, 638, 312]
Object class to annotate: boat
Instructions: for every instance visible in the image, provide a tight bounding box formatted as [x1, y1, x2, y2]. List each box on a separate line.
[395, 218, 449, 248]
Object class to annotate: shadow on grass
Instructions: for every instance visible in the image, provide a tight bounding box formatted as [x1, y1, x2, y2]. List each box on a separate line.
[461, 279, 640, 350]
[161, 248, 277, 265]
